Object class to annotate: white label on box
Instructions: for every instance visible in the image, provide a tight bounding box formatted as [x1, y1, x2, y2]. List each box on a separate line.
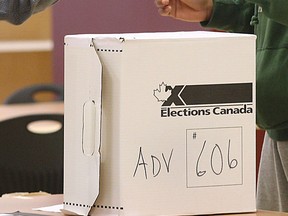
[186, 127, 242, 187]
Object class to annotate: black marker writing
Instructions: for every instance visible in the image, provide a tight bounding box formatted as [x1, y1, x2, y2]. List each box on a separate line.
[228, 139, 238, 169]
[133, 147, 148, 179]
[210, 144, 223, 175]
[195, 139, 238, 177]
[133, 147, 174, 179]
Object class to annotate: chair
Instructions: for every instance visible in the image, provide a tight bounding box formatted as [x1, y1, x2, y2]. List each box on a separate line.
[4, 84, 64, 104]
[0, 114, 64, 196]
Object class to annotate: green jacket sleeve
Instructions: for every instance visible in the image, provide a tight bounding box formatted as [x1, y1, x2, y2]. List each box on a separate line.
[201, 0, 255, 33]
[0, 0, 58, 25]
[247, 0, 288, 26]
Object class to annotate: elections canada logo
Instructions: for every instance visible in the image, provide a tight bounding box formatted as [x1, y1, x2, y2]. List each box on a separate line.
[153, 82, 253, 118]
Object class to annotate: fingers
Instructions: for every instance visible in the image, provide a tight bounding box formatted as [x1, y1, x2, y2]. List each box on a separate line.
[155, 0, 172, 16]
[159, 5, 173, 16]
[155, 0, 170, 7]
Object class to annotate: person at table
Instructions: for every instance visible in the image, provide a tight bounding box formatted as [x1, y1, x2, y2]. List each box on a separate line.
[155, 0, 288, 212]
[0, 0, 58, 25]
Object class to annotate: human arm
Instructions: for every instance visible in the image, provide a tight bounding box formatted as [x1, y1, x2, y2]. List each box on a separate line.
[0, 0, 59, 25]
[155, 0, 254, 33]
[155, 0, 213, 22]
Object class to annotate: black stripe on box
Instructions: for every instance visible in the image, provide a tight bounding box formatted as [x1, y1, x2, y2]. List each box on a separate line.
[179, 83, 253, 106]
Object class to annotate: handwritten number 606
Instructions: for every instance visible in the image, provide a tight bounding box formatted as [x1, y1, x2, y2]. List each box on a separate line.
[196, 139, 238, 177]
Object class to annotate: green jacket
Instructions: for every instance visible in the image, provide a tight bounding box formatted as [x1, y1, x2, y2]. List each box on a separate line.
[202, 0, 288, 141]
[0, 0, 58, 25]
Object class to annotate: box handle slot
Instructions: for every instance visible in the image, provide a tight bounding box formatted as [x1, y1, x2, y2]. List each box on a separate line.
[82, 100, 97, 156]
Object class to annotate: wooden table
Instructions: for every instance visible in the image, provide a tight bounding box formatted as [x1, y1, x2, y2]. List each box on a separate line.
[0, 193, 63, 215]
[0, 194, 288, 216]
[0, 102, 64, 121]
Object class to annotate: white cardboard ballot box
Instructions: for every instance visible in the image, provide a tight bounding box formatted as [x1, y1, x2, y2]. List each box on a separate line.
[63, 31, 256, 216]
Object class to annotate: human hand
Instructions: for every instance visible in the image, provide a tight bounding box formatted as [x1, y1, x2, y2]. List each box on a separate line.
[155, 0, 213, 22]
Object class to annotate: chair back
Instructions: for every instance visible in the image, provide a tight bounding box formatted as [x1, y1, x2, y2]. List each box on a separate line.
[0, 114, 64, 196]
[4, 84, 64, 104]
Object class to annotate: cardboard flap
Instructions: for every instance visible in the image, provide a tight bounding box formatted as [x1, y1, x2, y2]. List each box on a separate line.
[92, 37, 123, 52]
[64, 37, 102, 216]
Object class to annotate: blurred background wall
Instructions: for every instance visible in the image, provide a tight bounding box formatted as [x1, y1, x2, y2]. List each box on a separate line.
[52, 0, 203, 84]
[0, 9, 53, 102]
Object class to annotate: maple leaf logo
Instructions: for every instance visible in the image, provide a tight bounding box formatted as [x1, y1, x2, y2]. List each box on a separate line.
[153, 82, 172, 102]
